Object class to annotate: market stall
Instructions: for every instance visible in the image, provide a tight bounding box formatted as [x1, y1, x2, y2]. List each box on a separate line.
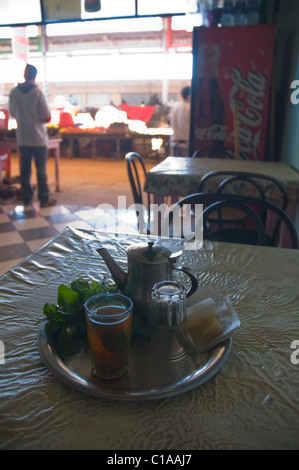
[54, 102, 172, 159]
[1, 98, 172, 164]
[59, 126, 171, 159]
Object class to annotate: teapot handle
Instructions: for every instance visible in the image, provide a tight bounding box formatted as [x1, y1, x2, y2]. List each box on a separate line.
[171, 265, 198, 297]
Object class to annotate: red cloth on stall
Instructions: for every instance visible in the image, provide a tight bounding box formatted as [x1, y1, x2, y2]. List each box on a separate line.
[59, 111, 75, 128]
[120, 103, 155, 124]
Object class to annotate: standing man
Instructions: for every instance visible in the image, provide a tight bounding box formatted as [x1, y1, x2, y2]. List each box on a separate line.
[169, 85, 191, 157]
[9, 64, 56, 207]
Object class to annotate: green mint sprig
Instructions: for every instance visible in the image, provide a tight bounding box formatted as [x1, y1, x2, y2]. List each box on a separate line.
[40, 278, 116, 355]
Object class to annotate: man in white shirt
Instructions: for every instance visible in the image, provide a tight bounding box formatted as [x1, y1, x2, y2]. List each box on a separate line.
[9, 64, 56, 207]
[169, 86, 191, 157]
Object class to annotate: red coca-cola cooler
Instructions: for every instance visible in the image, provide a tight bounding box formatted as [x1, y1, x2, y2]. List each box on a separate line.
[190, 25, 275, 161]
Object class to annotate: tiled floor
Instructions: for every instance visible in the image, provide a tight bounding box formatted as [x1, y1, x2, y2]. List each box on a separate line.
[0, 154, 158, 278]
[0, 200, 139, 277]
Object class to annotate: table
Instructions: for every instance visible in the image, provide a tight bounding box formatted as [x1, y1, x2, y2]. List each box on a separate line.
[60, 130, 170, 159]
[61, 130, 133, 159]
[1, 227, 299, 450]
[0, 138, 62, 192]
[144, 157, 299, 204]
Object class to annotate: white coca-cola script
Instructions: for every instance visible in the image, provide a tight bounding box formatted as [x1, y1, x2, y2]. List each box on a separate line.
[195, 124, 227, 141]
[230, 67, 267, 160]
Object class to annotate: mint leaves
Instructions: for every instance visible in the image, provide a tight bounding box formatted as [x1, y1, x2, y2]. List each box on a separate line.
[41, 278, 116, 355]
[40, 278, 150, 355]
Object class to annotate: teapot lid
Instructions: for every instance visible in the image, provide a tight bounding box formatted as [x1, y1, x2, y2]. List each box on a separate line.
[127, 241, 169, 265]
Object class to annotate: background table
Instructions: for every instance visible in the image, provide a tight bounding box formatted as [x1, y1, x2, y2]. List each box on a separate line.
[0, 138, 61, 192]
[145, 157, 299, 204]
[1, 227, 299, 450]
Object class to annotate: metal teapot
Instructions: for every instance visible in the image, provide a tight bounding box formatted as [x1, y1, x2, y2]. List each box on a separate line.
[97, 241, 198, 318]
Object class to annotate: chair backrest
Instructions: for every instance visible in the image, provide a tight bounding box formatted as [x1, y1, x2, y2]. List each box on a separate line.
[125, 151, 150, 221]
[164, 192, 298, 249]
[198, 170, 289, 243]
[192, 147, 234, 159]
[198, 170, 288, 211]
[165, 139, 189, 157]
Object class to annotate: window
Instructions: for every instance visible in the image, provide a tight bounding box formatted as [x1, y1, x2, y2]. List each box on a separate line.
[137, 0, 198, 16]
[0, 0, 41, 26]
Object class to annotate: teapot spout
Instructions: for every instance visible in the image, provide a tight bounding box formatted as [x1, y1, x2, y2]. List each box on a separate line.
[96, 247, 127, 290]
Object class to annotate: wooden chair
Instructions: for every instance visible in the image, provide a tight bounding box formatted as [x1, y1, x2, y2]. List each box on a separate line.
[198, 170, 289, 239]
[198, 170, 288, 210]
[125, 152, 151, 234]
[164, 192, 298, 249]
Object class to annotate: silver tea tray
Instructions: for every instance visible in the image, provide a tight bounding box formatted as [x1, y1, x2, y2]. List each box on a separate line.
[37, 325, 232, 401]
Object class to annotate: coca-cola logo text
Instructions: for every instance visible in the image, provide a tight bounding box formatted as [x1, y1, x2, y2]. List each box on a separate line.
[195, 124, 227, 141]
[230, 67, 267, 159]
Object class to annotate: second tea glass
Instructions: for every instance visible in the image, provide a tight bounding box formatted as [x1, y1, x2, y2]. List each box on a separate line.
[148, 281, 187, 360]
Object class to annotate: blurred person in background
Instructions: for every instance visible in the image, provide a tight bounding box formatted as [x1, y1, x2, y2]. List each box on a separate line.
[9, 64, 56, 208]
[169, 85, 191, 157]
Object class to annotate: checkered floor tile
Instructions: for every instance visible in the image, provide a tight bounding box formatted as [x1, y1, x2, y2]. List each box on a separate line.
[0, 201, 139, 277]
